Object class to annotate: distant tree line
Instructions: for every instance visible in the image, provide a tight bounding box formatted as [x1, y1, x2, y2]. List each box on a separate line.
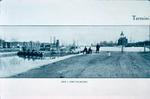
[126, 40, 150, 47]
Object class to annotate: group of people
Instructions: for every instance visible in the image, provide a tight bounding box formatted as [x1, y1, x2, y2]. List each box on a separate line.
[82, 43, 101, 54]
[83, 46, 92, 54]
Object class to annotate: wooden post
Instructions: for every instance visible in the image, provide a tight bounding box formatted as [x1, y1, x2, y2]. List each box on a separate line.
[144, 44, 146, 52]
[121, 44, 124, 53]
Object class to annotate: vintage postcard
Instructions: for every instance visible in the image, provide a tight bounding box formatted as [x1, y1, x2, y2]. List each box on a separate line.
[0, 0, 150, 99]
[0, 25, 150, 78]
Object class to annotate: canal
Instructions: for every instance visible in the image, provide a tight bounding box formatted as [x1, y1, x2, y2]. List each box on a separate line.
[0, 53, 81, 78]
[0, 55, 55, 77]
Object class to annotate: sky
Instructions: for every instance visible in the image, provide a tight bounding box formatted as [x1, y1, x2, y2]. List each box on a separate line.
[0, 25, 149, 45]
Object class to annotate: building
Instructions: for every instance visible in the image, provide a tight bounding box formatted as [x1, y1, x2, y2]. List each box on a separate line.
[40, 43, 51, 51]
[0, 39, 5, 48]
[22, 41, 41, 51]
[118, 32, 128, 46]
[40, 38, 60, 51]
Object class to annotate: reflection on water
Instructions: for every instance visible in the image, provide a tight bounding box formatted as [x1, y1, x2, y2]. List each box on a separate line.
[18, 55, 44, 61]
[0, 55, 55, 77]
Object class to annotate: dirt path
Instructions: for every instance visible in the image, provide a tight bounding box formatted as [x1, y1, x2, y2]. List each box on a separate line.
[12, 52, 150, 78]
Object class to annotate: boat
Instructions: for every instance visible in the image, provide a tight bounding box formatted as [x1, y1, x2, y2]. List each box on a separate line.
[17, 51, 43, 57]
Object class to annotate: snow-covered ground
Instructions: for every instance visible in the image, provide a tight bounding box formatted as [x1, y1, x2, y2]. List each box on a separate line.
[0, 54, 82, 77]
[78, 47, 150, 52]
[100, 47, 150, 52]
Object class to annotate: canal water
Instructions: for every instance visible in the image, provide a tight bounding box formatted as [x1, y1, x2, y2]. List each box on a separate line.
[0, 54, 81, 77]
[0, 56, 53, 77]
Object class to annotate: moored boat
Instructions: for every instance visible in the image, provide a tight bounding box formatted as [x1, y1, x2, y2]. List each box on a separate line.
[17, 51, 43, 57]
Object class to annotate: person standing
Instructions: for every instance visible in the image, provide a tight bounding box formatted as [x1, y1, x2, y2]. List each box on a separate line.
[88, 47, 92, 54]
[96, 43, 100, 53]
[83, 46, 88, 54]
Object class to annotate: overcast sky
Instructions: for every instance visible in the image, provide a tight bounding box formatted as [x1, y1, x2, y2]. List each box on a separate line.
[0, 25, 149, 45]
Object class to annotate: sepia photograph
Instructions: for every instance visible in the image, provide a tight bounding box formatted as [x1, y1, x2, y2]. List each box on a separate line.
[0, 25, 150, 78]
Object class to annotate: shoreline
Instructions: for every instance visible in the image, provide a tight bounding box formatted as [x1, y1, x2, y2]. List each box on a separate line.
[0, 52, 17, 57]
